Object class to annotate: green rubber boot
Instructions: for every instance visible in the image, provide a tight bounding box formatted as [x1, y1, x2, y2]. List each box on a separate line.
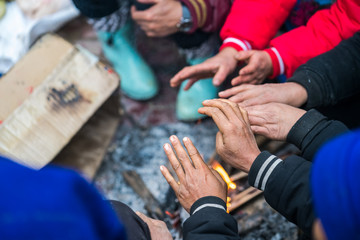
[0, 1, 6, 19]
[176, 58, 219, 121]
[97, 22, 158, 100]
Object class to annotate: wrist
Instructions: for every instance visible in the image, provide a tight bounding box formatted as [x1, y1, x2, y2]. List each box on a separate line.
[264, 48, 284, 79]
[190, 196, 227, 215]
[284, 82, 308, 107]
[238, 149, 261, 173]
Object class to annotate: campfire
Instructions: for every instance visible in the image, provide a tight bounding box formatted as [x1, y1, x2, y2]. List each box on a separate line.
[211, 160, 262, 213]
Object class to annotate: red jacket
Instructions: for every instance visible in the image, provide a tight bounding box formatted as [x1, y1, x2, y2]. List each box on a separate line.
[266, 0, 360, 78]
[220, 0, 296, 51]
[181, 0, 233, 33]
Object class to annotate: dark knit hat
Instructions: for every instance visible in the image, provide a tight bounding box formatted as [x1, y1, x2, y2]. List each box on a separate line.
[311, 130, 360, 240]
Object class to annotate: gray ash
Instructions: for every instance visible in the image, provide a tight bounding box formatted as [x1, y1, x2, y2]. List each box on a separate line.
[94, 119, 218, 214]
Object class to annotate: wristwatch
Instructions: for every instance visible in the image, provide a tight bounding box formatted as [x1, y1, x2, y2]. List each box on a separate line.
[176, 4, 193, 33]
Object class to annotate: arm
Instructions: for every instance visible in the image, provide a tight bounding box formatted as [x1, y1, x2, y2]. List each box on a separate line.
[244, 103, 349, 160]
[160, 135, 239, 239]
[248, 152, 314, 237]
[287, 32, 360, 109]
[268, 0, 360, 78]
[72, 0, 119, 18]
[220, 0, 296, 51]
[287, 109, 349, 161]
[181, 0, 232, 34]
[183, 196, 240, 240]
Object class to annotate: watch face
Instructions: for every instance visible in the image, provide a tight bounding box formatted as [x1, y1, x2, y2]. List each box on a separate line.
[178, 18, 193, 32]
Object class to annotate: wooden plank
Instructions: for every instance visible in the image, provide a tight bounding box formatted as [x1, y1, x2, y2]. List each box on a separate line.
[122, 170, 164, 220]
[51, 94, 121, 180]
[0, 34, 119, 169]
[230, 171, 248, 182]
[229, 188, 262, 212]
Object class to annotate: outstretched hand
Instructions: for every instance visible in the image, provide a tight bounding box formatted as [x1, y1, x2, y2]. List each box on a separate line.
[245, 103, 306, 141]
[198, 99, 260, 172]
[161, 136, 227, 213]
[231, 50, 273, 86]
[170, 47, 239, 90]
[218, 82, 308, 108]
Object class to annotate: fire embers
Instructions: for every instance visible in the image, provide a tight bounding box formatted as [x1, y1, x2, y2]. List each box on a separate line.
[211, 160, 262, 213]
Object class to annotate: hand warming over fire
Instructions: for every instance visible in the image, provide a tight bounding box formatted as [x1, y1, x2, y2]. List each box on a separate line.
[160, 135, 227, 213]
[246, 103, 306, 141]
[198, 99, 260, 173]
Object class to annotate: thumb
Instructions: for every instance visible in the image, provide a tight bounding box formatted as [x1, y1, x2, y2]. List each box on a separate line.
[236, 50, 253, 61]
[136, 212, 151, 224]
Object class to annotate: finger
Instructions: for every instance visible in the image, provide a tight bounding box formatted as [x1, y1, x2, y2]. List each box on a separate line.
[219, 85, 245, 98]
[213, 66, 229, 86]
[239, 107, 250, 126]
[163, 143, 185, 181]
[239, 62, 257, 76]
[215, 131, 225, 154]
[136, 212, 151, 225]
[170, 64, 217, 87]
[241, 96, 268, 108]
[236, 50, 253, 62]
[250, 125, 269, 137]
[160, 165, 179, 191]
[198, 106, 230, 133]
[217, 99, 243, 120]
[130, 6, 146, 21]
[201, 99, 242, 123]
[210, 168, 226, 185]
[183, 79, 197, 91]
[182, 137, 205, 169]
[169, 135, 194, 171]
[231, 73, 257, 86]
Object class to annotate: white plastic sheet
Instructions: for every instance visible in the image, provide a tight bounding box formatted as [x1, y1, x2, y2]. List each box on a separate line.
[0, 1, 79, 74]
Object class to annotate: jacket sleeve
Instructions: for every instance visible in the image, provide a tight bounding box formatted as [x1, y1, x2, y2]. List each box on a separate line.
[219, 0, 296, 52]
[287, 109, 349, 161]
[287, 32, 360, 109]
[248, 151, 314, 237]
[248, 110, 348, 236]
[72, 0, 119, 18]
[267, 0, 360, 78]
[180, 0, 232, 34]
[183, 196, 240, 240]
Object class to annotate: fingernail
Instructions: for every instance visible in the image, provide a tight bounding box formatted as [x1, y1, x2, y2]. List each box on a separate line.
[203, 100, 210, 104]
[160, 165, 164, 171]
[183, 137, 189, 142]
[170, 135, 177, 142]
[164, 143, 171, 150]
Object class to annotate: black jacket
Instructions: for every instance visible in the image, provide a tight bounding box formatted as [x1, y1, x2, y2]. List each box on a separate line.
[184, 110, 348, 239]
[287, 32, 360, 109]
[248, 110, 348, 236]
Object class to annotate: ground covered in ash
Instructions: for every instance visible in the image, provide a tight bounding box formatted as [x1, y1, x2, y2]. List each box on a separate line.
[94, 119, 299, 240]
[94, 119, 218, 213]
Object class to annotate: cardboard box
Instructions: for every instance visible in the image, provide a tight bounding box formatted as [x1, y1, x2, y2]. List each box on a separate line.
[0, 34, 119, 169]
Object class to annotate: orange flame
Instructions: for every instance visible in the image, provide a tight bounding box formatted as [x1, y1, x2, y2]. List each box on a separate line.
[212, 161, 236, 190]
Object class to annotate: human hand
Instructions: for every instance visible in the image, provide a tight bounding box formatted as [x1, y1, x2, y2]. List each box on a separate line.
[198, 99, 260, 172]
[230, 50, 273, 86]
[131, 0, 181, 37]
[160, 136, 227, 213]
[218, 82, 308, 108]
[170, 47, 239, 90]
[245, 103, 306, 141]
[136, 212, 172, 240]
